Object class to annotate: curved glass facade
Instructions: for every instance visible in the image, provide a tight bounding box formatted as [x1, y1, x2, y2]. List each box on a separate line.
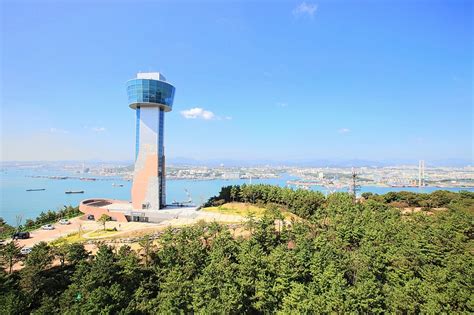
[127, 79, 175, 109]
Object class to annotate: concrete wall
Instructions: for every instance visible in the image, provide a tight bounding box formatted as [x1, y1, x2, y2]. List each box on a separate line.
[79, 202, 128, 222]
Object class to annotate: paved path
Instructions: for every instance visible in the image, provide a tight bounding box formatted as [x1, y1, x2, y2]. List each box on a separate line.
[15, 217, 87, 248]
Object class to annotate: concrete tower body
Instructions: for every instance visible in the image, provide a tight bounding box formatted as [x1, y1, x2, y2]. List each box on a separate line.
[127, 72, 175, 210]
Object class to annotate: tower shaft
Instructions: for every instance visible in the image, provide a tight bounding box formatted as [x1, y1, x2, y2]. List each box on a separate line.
[131, 107, 166, 209]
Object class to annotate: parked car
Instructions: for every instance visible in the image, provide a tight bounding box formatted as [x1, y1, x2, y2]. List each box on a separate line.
[20, 247, 32, 255]
[87, 214, 95, 220]
[12, 232, 30, 240]
[41, 224, 55, 230]
[58, 219, 70, 225]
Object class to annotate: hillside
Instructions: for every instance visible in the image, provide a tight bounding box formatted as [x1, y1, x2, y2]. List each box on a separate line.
[1, 187, 473, 313]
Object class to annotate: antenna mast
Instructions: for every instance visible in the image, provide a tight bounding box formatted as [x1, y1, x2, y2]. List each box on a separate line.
[350, 167, 361, 200]
[418, 160, 425, 187]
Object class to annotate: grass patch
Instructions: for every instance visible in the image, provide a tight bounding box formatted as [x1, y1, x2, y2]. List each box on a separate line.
[87, 228, 119, 238]
[202, 202, 297, 220]
[50, 232, 84, 246]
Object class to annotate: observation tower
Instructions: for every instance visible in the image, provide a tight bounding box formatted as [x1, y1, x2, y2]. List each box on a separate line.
[127, 72, 175, 210]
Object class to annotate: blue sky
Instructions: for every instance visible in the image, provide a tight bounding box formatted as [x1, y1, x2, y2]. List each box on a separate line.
[1, 0, 472, 163]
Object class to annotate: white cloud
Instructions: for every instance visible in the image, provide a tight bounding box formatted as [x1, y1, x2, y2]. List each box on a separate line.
[49, 127, 69, 134]
[338, 128, 351, 134]
[180, 107, 217, 120]
[293, 2, 318, 18]
[83, 125, 106, 132]
[276, 102, 288, 108]
[91, 127, 106, 132]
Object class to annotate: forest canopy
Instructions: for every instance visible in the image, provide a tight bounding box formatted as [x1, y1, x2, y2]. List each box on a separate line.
[1, 187, 473, 314]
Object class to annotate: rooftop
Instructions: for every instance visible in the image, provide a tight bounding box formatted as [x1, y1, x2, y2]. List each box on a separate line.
[136, 72, 166, 82]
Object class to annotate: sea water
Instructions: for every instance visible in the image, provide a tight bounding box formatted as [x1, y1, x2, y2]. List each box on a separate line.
[1, 169, 472, 225]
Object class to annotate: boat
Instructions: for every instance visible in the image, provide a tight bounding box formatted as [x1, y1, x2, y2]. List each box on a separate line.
[50, 176, 68, 180]
[112, 183, 124, 187]
[65, 190, 84, 194]
[80, 177, 96, 181]
[26, 188, 46, 192]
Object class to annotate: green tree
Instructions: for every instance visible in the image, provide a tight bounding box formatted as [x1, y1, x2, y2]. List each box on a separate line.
[1, 241, 22, 274]
[67, 243, 89, 265]
[53, 243, 69, 268]
[138, 235, 156, 268]
[98, 214, 111, 231]
[253, 214, 278, 253]
[191, 230, 241, 311]
[0, 217, 16, 239]
[230, 185, 239, 202]
[25, 242, 52, 270]
[236, 239, 265, 312]
[244, 210, 256, 234]
[267, 204, 285, 235]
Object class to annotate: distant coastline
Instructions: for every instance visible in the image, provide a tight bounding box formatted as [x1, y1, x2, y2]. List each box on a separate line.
[1, 167, 473, 225]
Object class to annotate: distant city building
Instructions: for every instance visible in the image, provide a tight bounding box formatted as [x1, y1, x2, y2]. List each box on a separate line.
[127, 72, 175, 210]
[222, 171, 240, 180]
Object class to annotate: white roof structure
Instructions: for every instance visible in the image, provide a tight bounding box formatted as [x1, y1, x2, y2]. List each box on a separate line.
[137, 72, 167, 82]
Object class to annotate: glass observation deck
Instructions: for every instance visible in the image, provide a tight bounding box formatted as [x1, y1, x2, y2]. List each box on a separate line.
[127, 78, 175, 111]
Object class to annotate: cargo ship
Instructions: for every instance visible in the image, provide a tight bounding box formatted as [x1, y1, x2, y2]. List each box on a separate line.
[80, 177, 96, 181]
[65, 190, 84, 194]
[26, 188, 46, 192]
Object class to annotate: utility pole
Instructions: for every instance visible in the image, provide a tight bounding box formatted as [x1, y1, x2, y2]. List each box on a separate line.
[350, 167, 361, 201]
